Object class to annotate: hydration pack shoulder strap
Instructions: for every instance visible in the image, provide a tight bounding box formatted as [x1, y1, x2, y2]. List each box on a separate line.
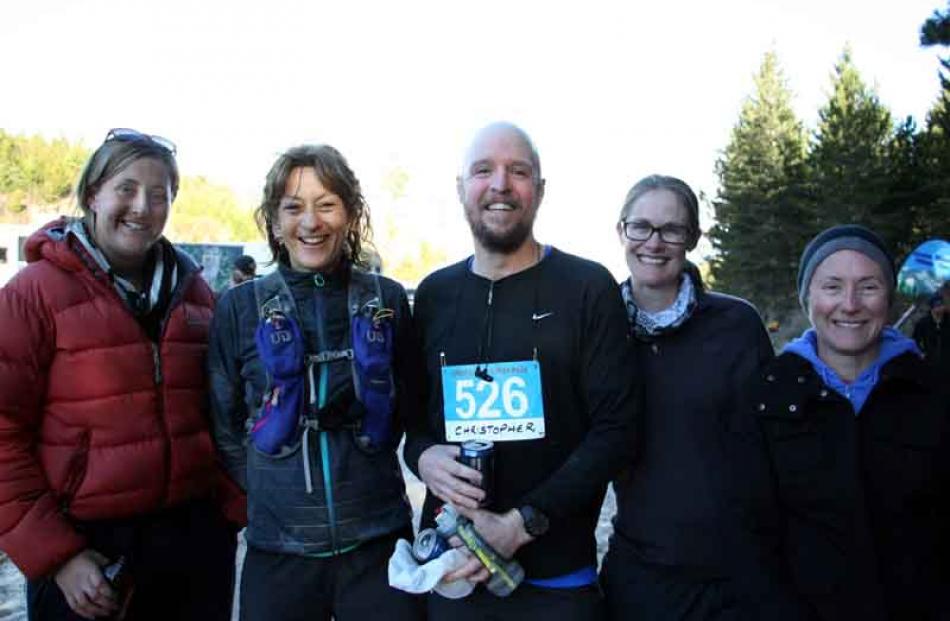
[348, 269, 397, 451]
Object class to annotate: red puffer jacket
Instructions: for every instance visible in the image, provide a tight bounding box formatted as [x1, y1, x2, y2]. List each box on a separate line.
[0, 219, 244, 579]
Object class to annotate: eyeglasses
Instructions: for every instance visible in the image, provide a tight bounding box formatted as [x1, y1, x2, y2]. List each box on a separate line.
[105, 128, 177, 155]
[620, 220, 691, 245]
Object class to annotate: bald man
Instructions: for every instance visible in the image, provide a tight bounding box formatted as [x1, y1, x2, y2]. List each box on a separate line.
[403, 122, 639, 620]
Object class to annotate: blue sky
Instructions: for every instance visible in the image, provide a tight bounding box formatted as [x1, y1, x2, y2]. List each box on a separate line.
[1, 0, 944, 278]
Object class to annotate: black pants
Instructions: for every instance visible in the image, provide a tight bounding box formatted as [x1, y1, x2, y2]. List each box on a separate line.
[600, 550, 741, 621]
[28, 499, 237, 621]
[427, 582, 604, 621]
[239, 531, 424, 621]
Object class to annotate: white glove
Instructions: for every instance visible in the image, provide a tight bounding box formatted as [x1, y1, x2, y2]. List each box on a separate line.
[387, 538, 475, 599]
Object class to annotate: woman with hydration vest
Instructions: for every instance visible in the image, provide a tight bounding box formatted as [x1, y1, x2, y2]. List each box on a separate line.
[208, 144, 424, 620]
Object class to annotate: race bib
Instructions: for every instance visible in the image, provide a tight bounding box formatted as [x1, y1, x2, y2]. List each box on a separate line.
[441, 360, 545, 442]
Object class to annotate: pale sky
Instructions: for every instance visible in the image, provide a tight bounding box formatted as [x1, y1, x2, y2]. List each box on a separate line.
[1, 0, 944, 280]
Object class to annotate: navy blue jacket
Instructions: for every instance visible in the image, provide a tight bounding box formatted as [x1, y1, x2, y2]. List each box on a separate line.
[208, 264, 416, 555]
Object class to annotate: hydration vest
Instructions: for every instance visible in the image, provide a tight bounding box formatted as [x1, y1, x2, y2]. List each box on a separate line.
[250, 267, 396, 457]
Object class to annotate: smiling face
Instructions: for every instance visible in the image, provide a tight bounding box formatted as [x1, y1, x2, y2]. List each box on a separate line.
[807, 249, 889, 370]
[618, 188, 689, 294]
[273, 166, 352, 273]
[86, 157, 171, 277]
[457, 125, 544, 254]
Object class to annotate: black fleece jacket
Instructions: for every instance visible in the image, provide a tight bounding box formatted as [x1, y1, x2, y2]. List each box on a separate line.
[404, 248, 639, 579]
[609, 282, 774, 578]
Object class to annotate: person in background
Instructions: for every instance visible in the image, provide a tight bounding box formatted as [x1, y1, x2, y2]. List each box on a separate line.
[229, 254, 257, 288]
[912, 282, 949, 373]
[600, 175, 774, 620]
[405, 122, 638, 620]
[0, 129, 243, 620]
[208, 144, 423, 621]
[736, 225, 950, 619]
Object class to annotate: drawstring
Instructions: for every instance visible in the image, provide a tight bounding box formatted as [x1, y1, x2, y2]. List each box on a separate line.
[308, 360, 317, 406]
[302, 424, 313, 494]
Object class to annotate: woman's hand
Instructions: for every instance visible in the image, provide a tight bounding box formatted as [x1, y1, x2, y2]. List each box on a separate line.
[53, 549, 118, 619]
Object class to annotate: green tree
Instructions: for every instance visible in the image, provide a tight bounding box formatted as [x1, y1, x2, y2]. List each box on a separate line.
[808, 48, 907, 249]
[919, 4, 950, 245]
[920, 2, 950, 76]
[0, 130, 88, 217]
[709, 51, 811, 318]
[166, 176, 258, 242]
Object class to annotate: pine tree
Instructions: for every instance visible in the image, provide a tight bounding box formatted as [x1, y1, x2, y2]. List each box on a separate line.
[881, 116, 931, 260]
[709, 51, 810, 318]
[919, 4, 950, 244]
[808, 48, 908, 250]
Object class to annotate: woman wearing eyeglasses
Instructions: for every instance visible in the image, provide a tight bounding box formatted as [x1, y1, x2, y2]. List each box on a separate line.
[0, 130, 242, 620]
[600, 175, 774, 620]
[208, 145, 422, 621]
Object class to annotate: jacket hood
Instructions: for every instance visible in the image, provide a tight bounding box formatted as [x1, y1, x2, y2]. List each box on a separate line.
[24, 217, 86, 272]
[783, 326, 920, 413]
[23, 216, 200, 279]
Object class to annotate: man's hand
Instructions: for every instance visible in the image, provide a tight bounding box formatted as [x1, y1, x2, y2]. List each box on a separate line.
[456, 506, 533, 559]
[53, 549, 118, 619]
[442, 506, 533, 584]
[418, 444, 484, 509]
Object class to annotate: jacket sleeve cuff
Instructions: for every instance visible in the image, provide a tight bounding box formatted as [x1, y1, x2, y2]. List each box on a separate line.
[3, 503, 87, 580]
[402, 436, 437, 480]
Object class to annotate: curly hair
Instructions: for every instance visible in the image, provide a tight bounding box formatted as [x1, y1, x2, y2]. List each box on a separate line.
[255, 144, 374, 269]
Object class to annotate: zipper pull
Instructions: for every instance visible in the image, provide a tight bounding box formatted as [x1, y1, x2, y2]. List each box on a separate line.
[152, 343, 163, 384]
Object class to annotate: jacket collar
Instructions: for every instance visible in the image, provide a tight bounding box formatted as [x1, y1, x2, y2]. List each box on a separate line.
[755, 349, 929, 419]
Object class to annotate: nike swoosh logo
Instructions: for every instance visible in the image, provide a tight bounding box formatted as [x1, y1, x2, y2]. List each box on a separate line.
[532, 312, 554, 321]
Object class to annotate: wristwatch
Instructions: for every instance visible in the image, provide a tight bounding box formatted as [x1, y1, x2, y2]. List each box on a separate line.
[517, 505, 550, 537]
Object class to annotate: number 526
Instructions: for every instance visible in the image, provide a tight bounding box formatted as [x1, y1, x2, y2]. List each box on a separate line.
[454, 377, 529, 419]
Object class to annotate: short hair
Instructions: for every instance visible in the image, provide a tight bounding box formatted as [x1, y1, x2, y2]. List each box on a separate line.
[75, 137, 179, 213]
[232, 254, 256, 276]
[254, 145, 373, 269]
[619, 175, 701, 250]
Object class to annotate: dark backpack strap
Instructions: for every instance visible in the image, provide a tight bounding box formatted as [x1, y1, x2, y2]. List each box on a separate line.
[254, 270, 298, 320]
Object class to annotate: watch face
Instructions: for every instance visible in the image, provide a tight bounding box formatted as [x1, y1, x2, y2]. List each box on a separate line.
[521, 506, 549, 536]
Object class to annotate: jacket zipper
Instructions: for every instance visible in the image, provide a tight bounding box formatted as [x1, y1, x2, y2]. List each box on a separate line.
[312, 282, 339, 553]
[60, 431, 90, 512]
[152, 269, 196, 506]
[85, 250, 200, 507]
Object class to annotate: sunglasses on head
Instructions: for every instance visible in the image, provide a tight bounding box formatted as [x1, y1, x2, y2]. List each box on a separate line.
[105, 128, 177, 155]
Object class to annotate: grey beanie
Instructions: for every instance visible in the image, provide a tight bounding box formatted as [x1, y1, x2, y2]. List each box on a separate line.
[797, 224, 895, 311]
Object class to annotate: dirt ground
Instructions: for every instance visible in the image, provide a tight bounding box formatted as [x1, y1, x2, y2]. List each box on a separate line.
[0, 463, 617, 620]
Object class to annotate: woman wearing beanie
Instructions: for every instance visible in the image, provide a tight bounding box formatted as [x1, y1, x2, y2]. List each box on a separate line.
[734, 224, 950, 620]
[600, 175, 775, 620]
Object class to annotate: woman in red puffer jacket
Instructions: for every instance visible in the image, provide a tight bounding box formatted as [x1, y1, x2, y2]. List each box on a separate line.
[0, 129, 243, 621]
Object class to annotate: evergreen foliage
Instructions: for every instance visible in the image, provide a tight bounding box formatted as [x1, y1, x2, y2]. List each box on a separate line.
[712, 40, 950, 323]
[710, 51, 810, 318]
[920, 3, 950, 245]
[809, 48, 898, 242]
